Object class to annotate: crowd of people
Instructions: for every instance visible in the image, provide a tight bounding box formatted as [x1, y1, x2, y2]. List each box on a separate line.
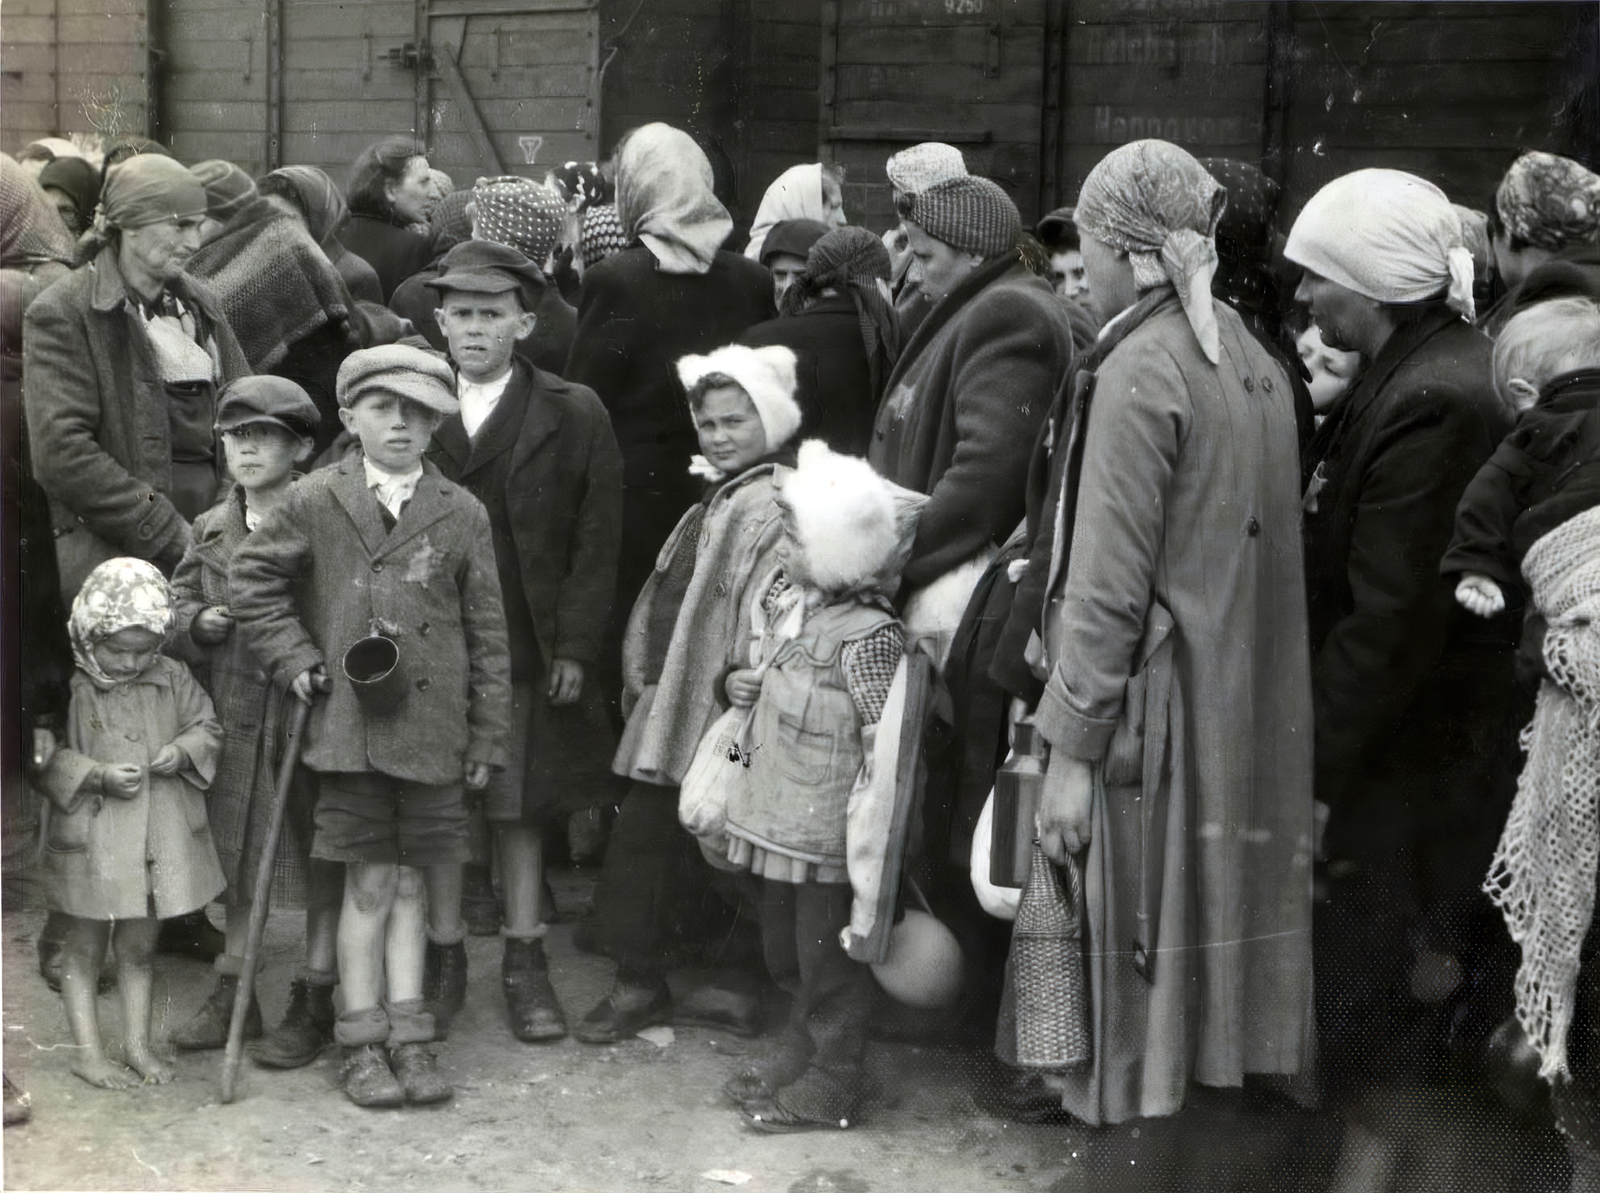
[4, 121, 1600, 1189]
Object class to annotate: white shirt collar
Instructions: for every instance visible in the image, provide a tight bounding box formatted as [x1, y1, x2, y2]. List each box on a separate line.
[458, 369, 513, 439]
[363, 457, 424, 518]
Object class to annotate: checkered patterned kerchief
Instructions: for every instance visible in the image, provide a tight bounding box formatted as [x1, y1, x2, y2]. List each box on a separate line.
[471, 176, 567, 263]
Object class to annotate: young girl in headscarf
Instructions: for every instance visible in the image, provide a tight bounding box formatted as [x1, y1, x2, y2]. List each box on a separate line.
[38, 557, 224, 1089]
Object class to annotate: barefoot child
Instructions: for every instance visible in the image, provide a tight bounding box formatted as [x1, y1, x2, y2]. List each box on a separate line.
[167, 377, 346, 1067]
[230, 345, 511, 1108]
[40, 557, 225, 1088]
[713, 441, 911, 1132]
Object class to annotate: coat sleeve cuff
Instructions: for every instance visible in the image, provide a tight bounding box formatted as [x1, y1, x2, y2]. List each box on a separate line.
[1033, 680, 1117, 761]
[277, 645, 326, 687]
[465, 741, 510, 771]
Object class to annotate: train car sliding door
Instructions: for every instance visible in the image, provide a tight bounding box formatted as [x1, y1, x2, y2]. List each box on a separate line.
[413, 0, 601, 185]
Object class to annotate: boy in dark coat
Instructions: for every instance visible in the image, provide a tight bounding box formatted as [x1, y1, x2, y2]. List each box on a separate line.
[422, 241, 624, 1043]
[229, 345, 512, 1109]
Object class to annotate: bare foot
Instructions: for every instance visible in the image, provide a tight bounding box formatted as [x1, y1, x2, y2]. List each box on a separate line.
[126, 1047, 175, 1085]
[71, 1053, 139, 1090]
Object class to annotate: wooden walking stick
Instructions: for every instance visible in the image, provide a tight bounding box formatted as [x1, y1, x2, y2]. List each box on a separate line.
[220, 697, 311, 1104]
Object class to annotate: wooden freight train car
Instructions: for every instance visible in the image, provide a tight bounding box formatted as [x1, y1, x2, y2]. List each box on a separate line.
[4, 0, 1595, 228]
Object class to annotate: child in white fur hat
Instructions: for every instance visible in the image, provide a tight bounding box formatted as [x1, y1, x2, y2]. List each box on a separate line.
[717, 440, 910, 1132]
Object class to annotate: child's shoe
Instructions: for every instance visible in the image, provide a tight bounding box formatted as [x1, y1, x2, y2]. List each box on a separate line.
[423, 941, 469, 1037]
[172, 973, 263, 1050]
[340, 1044, 404, 1108]
[389, 1043, 452, 1105]
[251, 979, 337, 1069]
[502, 937, 566, 1042]
[157, 910, 227, 963]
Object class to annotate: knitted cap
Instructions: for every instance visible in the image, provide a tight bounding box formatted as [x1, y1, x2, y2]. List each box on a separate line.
[759, 218, 830, 266]
[471, 176, 567, 262]
[190, 159, 258, 224]
[886, 142, 968, 198]
[580, 203, 630, 266]
[677, 343, 802, 451]
[336, 344, 459, 415]
[903, 176, 1020, 258]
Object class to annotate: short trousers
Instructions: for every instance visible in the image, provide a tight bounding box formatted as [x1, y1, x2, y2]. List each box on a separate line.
[311, 771, 468, 867]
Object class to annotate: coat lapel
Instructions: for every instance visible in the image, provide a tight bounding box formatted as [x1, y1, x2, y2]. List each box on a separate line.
[461, 384, 526, 476]
[328, 459, 392, 557]
[378, 461, 457, 554]
[504, 366, 563, 476]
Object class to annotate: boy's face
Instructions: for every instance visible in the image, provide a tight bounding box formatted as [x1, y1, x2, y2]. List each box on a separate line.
[1296, 324, 1362, 413]
[339, 393, 443, 474]
[93, 625, 164, 683]
[221, 421, 310, 491]
[434, 288, 536, 384]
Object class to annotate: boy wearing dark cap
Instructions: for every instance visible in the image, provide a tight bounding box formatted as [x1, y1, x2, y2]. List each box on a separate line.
[168, 377, 353, 1065]
[423, 240, 623, 1044]
[230, 346, 512, 1108]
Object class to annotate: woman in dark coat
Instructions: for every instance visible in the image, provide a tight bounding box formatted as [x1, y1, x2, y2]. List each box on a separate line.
[563, 123, 775, 665]
[337, 137, 454, 303]
[23, 154, 252, 596]
[1287, 168, 1521, 1179]
[739, 225, 898, 457]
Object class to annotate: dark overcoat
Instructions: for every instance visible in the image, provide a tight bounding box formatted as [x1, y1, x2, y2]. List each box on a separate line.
[739, 294, 879, 457]
[425, 358, 623, 670]
[1304, 306, 1518, 858]
[228, 455, 512, 785]
[868, 256, 1073, 589]
[22, 253, 251, 570]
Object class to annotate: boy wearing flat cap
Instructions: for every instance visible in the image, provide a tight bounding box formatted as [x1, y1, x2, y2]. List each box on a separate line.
[168, 377, 353, 1066]
[423, 240, 623, 1045]
[230, 345, 511, 1109]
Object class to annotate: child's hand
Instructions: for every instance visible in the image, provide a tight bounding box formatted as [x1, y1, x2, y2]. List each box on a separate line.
[191, 606, 235, 644]
[291, 665, 329, 705]
[31, 727, 59, 773]
[726, 669, 764, 708]
[1455, 573, 1506, 617]
[547, 658, 585, 706]
[99, 763, 144, 798]
[463, 762, 491, 790]
[148, 745, 185, 776]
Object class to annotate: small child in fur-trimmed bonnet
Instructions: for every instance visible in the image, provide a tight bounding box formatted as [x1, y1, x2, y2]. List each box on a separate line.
[717, 440, 913, 1133]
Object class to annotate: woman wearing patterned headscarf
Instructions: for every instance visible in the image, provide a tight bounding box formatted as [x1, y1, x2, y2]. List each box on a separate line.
[1019, 140, 1314, 1126]
[1484, 151, 1600, 336]
[565, 123, 774, 655]
[260, 165, 383, 305]
[23, 153, 251, 599]
[739, 225, 897, 455]
[1286, 167, 1518, 1150]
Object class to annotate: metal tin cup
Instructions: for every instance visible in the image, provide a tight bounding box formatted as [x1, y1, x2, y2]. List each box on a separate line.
[342, 634, 405, 711]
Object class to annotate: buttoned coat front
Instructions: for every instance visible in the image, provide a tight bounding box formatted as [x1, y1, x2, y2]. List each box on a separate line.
[228, 456, 512, 785]
[22, 253, 251, 569]
[424, 358, 623, 669]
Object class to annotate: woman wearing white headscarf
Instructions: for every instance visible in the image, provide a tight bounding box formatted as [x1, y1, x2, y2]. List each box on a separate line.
[742, 162, 846, 263]
[1286, 168, 1518, 1173]
[1024, 140, 1314, 1125]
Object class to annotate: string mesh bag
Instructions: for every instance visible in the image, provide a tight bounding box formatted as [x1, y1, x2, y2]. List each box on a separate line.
[1011, 844, 1091, 1069]
[1485, 503, 1600, 1079]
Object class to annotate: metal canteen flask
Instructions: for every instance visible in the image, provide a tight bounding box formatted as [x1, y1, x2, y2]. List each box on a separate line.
[990, 720, 1046, 889]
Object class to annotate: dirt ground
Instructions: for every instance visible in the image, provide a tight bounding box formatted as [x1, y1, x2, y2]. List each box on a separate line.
[0, 868, 1575, 1193]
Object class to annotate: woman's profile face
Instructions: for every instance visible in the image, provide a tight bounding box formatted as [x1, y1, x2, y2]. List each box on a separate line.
[386, 155, 435, 225]
[694, 384, 769, 476]
[118, 214, 206, 290]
